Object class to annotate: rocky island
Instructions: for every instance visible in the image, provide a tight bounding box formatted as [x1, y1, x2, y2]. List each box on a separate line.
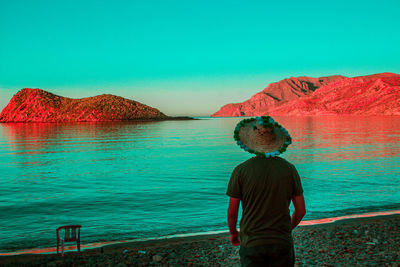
[0, 89, 185, 122]
[212, 72, 400, 116]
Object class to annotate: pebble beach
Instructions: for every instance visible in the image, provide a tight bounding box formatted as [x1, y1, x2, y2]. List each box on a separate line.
[1, 214, 399, 267]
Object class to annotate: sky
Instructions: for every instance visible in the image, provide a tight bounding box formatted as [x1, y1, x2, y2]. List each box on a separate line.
[1, 0, 400, 116]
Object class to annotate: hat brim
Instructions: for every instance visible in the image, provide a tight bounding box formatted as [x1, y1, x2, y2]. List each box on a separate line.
[233, 116, 292, 157]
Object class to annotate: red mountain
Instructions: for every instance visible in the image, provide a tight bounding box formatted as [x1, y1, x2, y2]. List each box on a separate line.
[211, 73, 400, 116]
[211, 75, 346, 116]
[0, 88, 168, 122]
[269, 73, 400, 115]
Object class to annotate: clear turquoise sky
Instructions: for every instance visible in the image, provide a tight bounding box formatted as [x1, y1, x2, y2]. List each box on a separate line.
[1, 0, 399, 116]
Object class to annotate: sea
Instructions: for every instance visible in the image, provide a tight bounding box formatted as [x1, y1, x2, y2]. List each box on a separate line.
[0, 116, 399, 254]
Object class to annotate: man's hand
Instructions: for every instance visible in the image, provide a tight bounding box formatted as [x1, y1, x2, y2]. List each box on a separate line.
[291, 194, 306, 229]
[230, 230, 240, 246]
[228, 197, 241, 246]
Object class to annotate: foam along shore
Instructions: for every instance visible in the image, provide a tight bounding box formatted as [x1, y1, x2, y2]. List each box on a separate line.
[1, 212, 399, 266]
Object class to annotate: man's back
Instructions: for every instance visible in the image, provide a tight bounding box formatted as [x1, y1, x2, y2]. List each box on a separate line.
[227, 156, 303, 247]
[227, 116, 305, 266]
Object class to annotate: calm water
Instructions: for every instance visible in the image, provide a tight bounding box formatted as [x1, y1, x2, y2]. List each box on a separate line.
[0, 117, 399, 253]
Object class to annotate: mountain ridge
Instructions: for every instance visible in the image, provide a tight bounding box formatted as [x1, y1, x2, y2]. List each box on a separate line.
[269, 73, 400, 115]
[0, 88, 169, 122]
[212, 75, 347, 116]
[212, 73, 400, 116]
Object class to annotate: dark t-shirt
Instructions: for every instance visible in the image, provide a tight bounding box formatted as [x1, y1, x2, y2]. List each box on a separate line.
[226, 156, 303, 247]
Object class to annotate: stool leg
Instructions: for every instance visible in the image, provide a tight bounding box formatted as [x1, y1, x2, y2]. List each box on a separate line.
[61, 240, 65, 257]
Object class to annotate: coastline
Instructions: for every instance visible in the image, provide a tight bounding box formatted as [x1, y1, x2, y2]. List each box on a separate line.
[0, 116, 196, 124]
[1, 212, 399, 266]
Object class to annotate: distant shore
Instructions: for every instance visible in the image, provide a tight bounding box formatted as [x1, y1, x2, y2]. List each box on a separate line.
[1, 214, 399, 266]
[0, 116, 197, 123]
[165, 116, 197, 120]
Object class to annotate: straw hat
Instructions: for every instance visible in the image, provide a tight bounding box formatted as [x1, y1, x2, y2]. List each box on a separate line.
[233, 116, 292, 158]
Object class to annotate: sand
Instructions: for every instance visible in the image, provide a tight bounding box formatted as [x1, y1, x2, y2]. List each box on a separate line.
[1, 214, 399, 266]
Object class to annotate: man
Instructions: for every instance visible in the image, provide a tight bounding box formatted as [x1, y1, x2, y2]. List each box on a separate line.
[227, 116, 306, 267]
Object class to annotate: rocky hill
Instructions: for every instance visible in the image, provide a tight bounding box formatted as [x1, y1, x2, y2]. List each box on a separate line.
[0, 88, 169, 122]
[211, 73, 400, 116]
[269, 73, 400, 115]
[212, 75, 346, 116]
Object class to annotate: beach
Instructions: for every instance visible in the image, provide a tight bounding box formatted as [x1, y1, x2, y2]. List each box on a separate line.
[1, 214, 399, 266]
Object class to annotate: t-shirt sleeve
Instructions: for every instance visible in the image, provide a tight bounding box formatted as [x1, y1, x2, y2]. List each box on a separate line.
[291, 164, 303, 196]
[226, 166, 242, 199]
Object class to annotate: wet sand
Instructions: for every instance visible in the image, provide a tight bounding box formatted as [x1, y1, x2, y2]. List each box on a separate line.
[1, 214, 399, 266]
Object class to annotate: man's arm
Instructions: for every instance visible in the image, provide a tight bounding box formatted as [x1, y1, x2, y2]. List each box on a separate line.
[227, 197, 241, 246]
[291, 194, 306, 229]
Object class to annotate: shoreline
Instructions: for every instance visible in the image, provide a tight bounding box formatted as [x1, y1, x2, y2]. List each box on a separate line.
[2, 209, 399, 257]
[1, 212, 399, 266]
[1, 210, 399, 257]
[0, 116, 197, 124]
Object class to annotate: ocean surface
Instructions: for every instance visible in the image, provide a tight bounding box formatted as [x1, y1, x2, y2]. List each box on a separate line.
[0, 116, 399, 253]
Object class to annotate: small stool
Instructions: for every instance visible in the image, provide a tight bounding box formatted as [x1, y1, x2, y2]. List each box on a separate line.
[56, 225, 81, 256]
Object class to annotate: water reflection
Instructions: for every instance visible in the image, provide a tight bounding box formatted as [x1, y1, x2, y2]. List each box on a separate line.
[275, 116, 400, 162]
[0, 121, 160, 139]
[0, 121, 161, 153]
